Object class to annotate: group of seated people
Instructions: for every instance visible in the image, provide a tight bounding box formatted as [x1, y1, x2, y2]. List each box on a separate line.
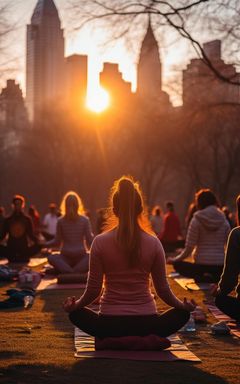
[0, 192, 94, 276]
[0, 178, 239, 346]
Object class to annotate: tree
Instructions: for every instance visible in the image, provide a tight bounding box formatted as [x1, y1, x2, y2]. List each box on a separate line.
[173, 103, 240, 205]
[69, 0, 240, 86]
[0, 1, 18, 72]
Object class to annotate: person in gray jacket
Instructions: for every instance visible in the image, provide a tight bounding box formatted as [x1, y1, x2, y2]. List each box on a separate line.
[168, 189, 230, 282]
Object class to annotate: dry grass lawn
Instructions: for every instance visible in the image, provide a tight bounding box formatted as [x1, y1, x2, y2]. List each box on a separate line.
[0, 264, 239, 384]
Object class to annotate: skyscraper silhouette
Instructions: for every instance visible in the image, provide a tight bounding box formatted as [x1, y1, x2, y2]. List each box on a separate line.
[0, 80, 28, 130]
[137, 21, 171, 109]
[26, 0, 65, 121]
[100, 63, 132, 109]
[183, 40, 240, 107]
[65, 54, 88, 111]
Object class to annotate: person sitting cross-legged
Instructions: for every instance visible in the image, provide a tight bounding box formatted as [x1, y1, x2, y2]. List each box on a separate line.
[168, 189, 230, 283]
[0, 195, 41, 263]
[45, 191, 94, 275]
[63, 176, 195, 347]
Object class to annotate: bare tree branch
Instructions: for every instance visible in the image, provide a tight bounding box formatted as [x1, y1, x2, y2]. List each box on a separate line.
[69, 0, 240, 85]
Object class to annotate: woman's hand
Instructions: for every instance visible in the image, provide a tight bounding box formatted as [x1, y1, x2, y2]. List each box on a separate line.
[63, 296, 77, 313]
[181, 298, 197, 312]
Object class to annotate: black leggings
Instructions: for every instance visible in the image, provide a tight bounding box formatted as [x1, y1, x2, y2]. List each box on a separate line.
[161, 240, 185, 253]
[174, 261, 223, 283]
[69, 307, 190, 339]
[0, 244, 41, 263]
[215, 294, 240, 322]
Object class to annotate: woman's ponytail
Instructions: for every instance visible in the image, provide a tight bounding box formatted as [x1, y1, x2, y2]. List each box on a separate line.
[104, 176, 154, 267]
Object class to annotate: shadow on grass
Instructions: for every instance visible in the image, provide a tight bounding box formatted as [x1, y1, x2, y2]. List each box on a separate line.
[0, 351, 26, 360]
[38, 288, 83, 333]
[0, 362, 230, 384]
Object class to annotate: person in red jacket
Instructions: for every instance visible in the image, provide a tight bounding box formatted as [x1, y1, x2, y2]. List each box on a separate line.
[160, 201, 184, 252]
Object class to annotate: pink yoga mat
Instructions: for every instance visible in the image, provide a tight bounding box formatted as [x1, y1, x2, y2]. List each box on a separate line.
[74, 328, 201, 362]
[207, 304, 240, 338]
[37, 277, 86, 291]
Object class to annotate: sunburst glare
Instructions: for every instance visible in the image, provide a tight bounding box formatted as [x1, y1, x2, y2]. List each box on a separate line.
[86, 87, 110, 113]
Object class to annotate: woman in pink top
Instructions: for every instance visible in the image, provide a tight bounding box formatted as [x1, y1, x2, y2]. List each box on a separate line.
[63, 176, 195, 339]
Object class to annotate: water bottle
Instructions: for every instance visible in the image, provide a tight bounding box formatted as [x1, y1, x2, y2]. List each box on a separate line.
[180, 314, 196, 333]
[24, 295, 34, 309]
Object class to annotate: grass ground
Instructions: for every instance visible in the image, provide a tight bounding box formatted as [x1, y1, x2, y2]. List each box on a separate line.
[0, 263, 239, 384]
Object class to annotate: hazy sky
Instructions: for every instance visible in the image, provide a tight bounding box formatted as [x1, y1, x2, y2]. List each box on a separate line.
[1, 0, 228, 105]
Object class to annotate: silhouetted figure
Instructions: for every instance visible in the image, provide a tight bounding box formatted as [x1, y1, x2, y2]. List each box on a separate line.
[222, 206, 235, 229]
[28, 205, 41, 237]
[160, 201, 183, 252]
[168, 189, 230, 283]
[150, 205, 164, 236]
[0, 195, 41, 263]
[215, 195, 240, 321]
[63, 176, 195, 340]
[96, 208, 106, 234]
[46, 191, 94, 274]
[0, 206, 5, 239]
[42, 203, 58, 241]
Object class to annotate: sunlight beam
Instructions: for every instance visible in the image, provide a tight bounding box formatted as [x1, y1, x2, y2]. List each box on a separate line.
[86, 87, 110, 113]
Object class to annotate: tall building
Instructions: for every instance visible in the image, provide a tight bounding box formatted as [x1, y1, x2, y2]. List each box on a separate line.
[183, 40, 240, 106]
[137, 21, 171, 109]
[26, 0, 65, 121]
[65, 54, 88, 111]
[0, 80, 28, 129]
[100, 63, 133, 108]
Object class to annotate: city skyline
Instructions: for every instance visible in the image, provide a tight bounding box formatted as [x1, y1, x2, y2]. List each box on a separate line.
[1, 0, 207, 107]
[2, 0, 239, 108]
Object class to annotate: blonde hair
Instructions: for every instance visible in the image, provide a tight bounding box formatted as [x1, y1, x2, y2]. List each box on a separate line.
[104, 176, 154, 267]
[60, 191, 85, 220]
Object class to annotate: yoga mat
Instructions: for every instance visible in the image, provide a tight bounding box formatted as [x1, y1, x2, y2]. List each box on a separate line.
[0, 257, 47, 267]
[28, 257, 48, 267]
[207, 303, 240, 338]
[207, 304, 232, 322]
[37, 277, 86, 291]
[174, 277, 210, 291]
[74, 328, 201, 362]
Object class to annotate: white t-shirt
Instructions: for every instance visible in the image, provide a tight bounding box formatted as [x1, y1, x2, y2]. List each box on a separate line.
[43, 213, 58, 236]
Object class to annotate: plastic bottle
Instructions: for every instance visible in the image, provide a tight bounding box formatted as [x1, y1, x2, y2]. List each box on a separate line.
[180, 314, 196, 333]
[24, 295, 34, 309]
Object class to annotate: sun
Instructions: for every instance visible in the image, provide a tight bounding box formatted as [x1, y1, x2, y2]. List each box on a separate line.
[86, 87, 110, 113]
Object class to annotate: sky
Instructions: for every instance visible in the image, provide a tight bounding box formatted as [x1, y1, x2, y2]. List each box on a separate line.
[0, 0, 230, 106]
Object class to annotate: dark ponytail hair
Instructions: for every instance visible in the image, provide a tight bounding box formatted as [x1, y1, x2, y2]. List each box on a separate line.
[104, 176, 153, 267]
